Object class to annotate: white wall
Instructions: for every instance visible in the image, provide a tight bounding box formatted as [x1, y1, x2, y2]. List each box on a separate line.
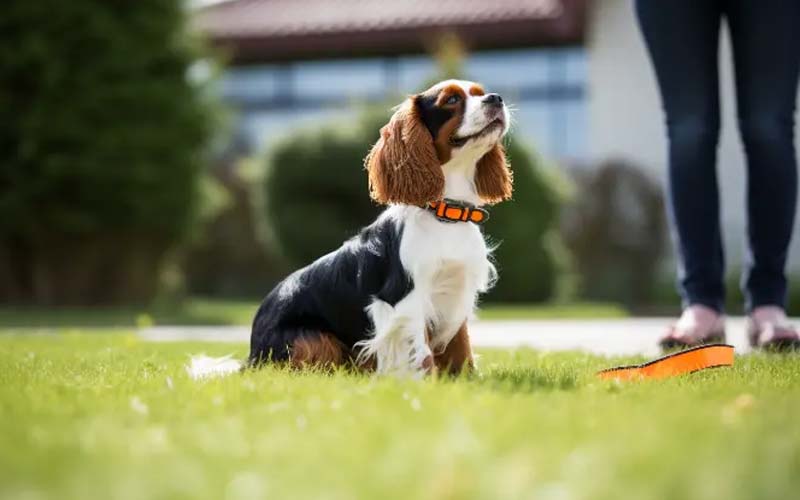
[588, 0, 800, 274]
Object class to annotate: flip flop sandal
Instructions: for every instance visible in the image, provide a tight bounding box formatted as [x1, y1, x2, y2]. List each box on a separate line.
[659, 325, 726, 351]
[747, 321, 800, 352]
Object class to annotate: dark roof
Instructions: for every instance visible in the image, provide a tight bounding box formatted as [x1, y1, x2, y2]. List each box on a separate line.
[195, 0, 587, 64]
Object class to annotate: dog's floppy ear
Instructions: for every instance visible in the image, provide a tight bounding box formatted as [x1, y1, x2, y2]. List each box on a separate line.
[365, 97, 444, 205]
[475, 143, 513, 204]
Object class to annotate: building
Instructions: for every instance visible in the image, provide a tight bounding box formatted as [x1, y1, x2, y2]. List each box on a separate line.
[195, 0, 588, 160]
[196, 0, 800, 275]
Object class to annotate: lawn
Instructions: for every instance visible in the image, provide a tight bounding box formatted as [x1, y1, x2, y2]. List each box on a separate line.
[1, 334, 798, 500]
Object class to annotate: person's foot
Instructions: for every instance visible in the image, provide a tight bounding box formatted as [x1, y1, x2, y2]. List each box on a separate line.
[660, 304, 726, 350]
[747, 306, 800, 352]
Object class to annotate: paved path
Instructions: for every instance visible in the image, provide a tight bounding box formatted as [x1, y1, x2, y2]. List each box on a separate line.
[140, 317, 762, 357]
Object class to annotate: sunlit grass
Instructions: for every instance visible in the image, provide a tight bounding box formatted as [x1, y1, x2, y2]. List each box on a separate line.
[1, 333, 798, 500]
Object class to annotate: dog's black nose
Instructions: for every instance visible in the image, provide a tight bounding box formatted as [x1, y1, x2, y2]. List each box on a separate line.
[483, 93, 503, 106]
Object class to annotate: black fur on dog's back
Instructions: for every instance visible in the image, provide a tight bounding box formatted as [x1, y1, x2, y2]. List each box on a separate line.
[248, 212, 412, 366]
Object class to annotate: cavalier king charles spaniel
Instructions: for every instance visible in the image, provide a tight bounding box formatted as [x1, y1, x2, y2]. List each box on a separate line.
[190, 80, 512, 379]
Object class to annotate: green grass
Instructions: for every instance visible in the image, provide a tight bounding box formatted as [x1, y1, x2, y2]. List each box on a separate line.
[0, 299, 626, 328]
[1, 334, 798, 500]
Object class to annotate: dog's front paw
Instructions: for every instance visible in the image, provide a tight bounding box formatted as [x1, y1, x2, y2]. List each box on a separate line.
[366, 335, 433, 378]
[409, 342, 435, 379]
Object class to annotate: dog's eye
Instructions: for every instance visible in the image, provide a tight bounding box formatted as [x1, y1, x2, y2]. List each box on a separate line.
[445, 94, 461, 105]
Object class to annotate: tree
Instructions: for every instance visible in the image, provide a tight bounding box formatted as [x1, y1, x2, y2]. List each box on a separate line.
[0, 0, 217, 304]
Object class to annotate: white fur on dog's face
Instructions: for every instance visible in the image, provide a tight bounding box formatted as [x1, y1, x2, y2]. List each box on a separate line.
[430, 79, 510, 152]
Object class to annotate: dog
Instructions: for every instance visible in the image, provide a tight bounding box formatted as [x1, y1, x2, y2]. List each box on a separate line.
[189, 79, 512, 379]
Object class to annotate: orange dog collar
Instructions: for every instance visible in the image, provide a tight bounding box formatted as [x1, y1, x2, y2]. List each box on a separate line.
[597, 344, 734, 381]
[427, 199, 489, 225]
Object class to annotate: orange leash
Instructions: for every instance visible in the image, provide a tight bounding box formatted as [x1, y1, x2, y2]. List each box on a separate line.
[597, 344, 734, 381]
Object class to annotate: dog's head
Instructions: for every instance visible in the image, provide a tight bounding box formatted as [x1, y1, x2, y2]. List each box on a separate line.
[365, 80, 513, 206]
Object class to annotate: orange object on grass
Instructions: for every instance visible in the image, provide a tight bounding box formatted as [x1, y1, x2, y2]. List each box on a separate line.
[597, 344, 734, 381]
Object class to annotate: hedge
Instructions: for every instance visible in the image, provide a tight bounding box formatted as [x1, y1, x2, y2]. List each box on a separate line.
[482, 141, 566, 302]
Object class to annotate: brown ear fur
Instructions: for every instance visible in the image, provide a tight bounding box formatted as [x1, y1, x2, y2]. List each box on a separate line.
[365, 98, 444, 205]
[475, 144, 513, 204]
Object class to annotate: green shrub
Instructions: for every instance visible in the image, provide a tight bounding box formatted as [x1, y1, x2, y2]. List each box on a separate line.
[184, 159, 290, 298]
[0, 0, 216, 304]
[561, 159, 668, 308]
[264, 109, 566, 303]
[264, 111, 386, 267]
[483, 141, 567, 303]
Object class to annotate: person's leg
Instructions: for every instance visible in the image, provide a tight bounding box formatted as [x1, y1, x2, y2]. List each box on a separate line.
[635, 1, 726, 317]
[726, 0, 800, 313]
[726, 0, 800, 350]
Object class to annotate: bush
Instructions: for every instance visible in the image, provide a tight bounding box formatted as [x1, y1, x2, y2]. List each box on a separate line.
[264, 111, 387, 267]
[561, 159, 667, 308]
[264, 109, 566, 303]
[0, 0, 216, 304]
[184, 159, 290, 298]
[483, 141, 567, 303]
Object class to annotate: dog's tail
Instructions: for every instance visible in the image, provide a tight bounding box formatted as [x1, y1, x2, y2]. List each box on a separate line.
[186, 354, 243, 380]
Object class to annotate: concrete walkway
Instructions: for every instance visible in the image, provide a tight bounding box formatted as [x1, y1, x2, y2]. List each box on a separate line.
[139, 317, 763, 357]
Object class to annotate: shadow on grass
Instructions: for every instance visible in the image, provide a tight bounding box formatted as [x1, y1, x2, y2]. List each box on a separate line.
[234, 357, 583, 394]
[466, 366, 581, 392]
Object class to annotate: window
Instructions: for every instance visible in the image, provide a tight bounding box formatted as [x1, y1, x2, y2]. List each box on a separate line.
[221, 48, 586, 160]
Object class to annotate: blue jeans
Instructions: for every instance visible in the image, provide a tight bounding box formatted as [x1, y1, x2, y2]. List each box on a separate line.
[635, 0, 800, 312]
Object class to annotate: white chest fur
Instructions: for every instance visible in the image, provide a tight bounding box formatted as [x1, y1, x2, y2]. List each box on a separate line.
[358, 206, 493, 375]
[396, 206, 492, 350]
[358, 129, 500, 374]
